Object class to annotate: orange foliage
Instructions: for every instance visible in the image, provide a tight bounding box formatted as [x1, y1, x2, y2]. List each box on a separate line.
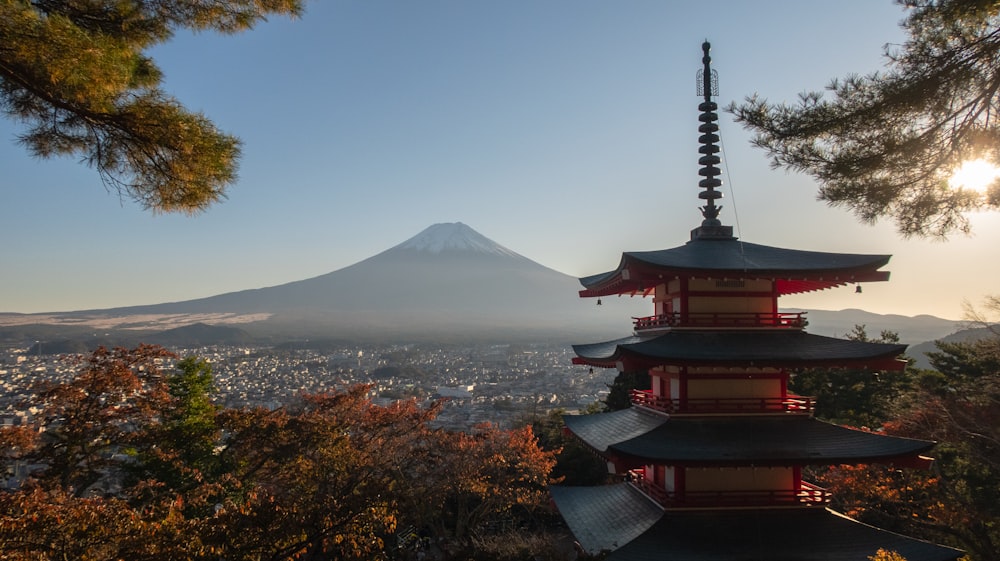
[2, 347, 559, 561]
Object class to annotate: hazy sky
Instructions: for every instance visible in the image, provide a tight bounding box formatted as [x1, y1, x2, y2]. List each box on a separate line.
[3, 1, 997, 320]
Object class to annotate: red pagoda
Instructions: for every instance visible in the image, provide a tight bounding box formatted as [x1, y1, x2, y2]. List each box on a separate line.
[549, 43, 963, 561]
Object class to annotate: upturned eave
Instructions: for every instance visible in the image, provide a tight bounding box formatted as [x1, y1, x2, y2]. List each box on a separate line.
[578, 241, 893, 298]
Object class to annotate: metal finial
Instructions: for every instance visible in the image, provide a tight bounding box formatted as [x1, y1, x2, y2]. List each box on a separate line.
[697, 42, 722, 226]
[691, 41, 733, 240]
[696, 41, 719, 99]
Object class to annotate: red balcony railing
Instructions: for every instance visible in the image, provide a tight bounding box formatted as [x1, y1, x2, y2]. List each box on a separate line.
[627, 470, 831, 509]
[629, 389, 814, 415]
[633, 311, 807, 331]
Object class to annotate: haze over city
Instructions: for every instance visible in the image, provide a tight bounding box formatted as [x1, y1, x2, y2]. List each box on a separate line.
[3, 0, 998, 320]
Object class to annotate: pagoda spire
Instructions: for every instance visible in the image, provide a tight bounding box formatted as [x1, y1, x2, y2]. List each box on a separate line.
[691, 41, 735, 241]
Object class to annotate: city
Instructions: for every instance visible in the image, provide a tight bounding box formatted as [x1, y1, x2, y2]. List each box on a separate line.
[0, 342, 614, 433]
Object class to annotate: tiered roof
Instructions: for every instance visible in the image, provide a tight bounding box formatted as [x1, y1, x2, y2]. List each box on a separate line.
[552, 484, 963, 561]
[579, 240, 892, 298]
[564, 408, 935, 468]
[550, 41, 963, 561]
[572, 331, 907, 370]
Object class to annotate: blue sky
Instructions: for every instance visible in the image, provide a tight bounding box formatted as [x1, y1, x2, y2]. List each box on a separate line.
[3, 0, 997, 319]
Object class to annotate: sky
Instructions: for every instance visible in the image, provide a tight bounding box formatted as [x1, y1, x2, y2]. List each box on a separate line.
[2, 0, 998, 320]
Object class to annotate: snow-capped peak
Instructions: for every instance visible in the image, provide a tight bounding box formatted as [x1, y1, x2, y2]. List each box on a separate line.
[393, 222, 523, 258]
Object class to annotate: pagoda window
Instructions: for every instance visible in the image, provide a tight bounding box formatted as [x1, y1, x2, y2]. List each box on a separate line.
[678, 278, 689, 318]
[651, 376, 668, 399]
[650, 366, 674, 398]
[662, 465, 674, 492]
[644, 464, 671, 488]
[653, 284, 671, 316]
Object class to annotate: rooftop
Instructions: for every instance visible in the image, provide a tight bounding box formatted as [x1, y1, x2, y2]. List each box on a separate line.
[550, 483, 963, 561]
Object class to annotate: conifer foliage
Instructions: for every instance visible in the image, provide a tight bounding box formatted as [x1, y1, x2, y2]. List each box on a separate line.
[0, 0, 302, 213]
[731, 0, 1000, 237]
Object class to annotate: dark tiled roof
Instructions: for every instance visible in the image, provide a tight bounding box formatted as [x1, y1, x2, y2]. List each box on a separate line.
[581, 238, 891, 289]
[548, 484, 663, 554]
[608, 416, 935, 465]
[611, 507, 963, 561]
[550, 484, 962, 560]
[572, 331, 907, 369]
[562, 408, 668, 453]
[632, 239, 890, 273]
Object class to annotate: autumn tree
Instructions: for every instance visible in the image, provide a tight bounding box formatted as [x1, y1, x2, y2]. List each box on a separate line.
[819, 328, 1000, 561]
[22, 344, 175, 495]
[870, 550, 909, 561]
[203, 388, 558, 560]
[731, 0, 1000, 236]
[0, 486, 202, 561]
[0, 0, 301, 213]
[403, 422, 557, 547]
[195, 387, 435, 560]
[2, 348, 561, 561]
[0, 345, 216, 560]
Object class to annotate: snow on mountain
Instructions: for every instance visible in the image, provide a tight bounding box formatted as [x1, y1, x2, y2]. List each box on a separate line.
[390, 222, 524, 258]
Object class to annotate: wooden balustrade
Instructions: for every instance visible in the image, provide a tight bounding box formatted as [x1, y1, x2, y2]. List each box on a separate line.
[627, 470, 831, 508]
[629, 389, 814, 415]
[633, 311, 807, 331]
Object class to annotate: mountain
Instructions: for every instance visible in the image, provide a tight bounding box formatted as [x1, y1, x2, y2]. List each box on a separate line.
[5, 223, 637, 343]
[97, 222, 576, 314]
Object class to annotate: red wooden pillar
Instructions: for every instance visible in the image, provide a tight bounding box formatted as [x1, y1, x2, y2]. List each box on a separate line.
[679, 277, 689, 324]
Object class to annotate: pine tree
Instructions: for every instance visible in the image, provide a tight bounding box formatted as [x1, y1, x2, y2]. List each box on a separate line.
[0, 0, 301, 213]
[731, 0, 1000, 237]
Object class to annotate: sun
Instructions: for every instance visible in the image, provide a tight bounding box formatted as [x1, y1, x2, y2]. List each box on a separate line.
[948, 159, 1000, 192]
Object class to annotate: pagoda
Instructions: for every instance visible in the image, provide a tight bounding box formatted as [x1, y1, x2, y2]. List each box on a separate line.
[549, 43, 963, 561]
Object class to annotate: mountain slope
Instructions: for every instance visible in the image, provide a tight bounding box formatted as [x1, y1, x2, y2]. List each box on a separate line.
[46, 223, 635, 341]
[905, 325, 995, 369]
[96, 223, 580, 314]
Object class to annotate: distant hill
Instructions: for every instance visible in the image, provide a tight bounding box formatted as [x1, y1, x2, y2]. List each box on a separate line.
[905, 326, 997, 370]
[781, 308, 962, 345]
[142, 322, 254, 348]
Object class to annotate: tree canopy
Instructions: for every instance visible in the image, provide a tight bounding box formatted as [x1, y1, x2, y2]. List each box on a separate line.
[819, 336, 1000, 561]
[790, 326, 910, 428]
[0, 0, 302, 213]
[731, 0, 1000, 237]
[1, 345, 561, 561]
